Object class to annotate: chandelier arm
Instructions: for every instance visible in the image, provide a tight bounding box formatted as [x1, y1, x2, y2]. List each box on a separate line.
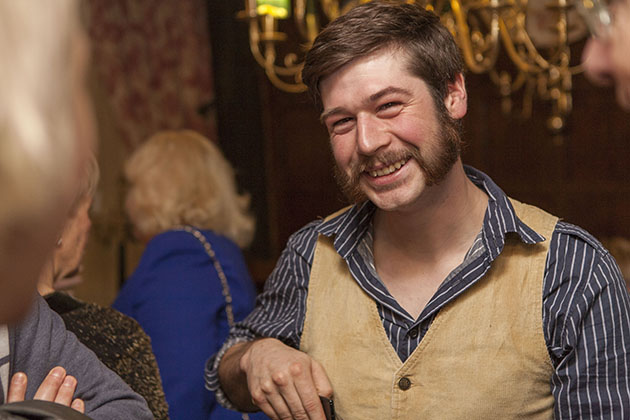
[545, 5, 572, 68]
[498, 18, 547, 74]
[294, 0, 310, 40]
[249, 19, 305, 77]
[320, 0, 340, 20]
[450, 0, 501, 73]
[570, 63, 585, 74]
[512, 70, 528, 92]
[261, 36, 307, 92]
[264, 67, 308, 92]
[489, 68, 528, 95]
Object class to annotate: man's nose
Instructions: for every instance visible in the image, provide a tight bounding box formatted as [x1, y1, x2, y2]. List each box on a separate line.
[356, 115, 390, 155]
[582, 37, 615, 86]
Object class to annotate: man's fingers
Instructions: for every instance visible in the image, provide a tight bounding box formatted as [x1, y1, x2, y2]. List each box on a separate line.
[265, 390, 295, 420]
[311, 360, 334, 398]
[7, 368, 80, 410]
[243, 340, 332, 420]
[311, 360, 333, 398]
[290, 362, 327, 420]
[34, 366, 66, 401]
[54, 375, 77, 407]
[71, 398, 85, 413]
[250, 385, 283, 420]
[7, 372, 27, 403]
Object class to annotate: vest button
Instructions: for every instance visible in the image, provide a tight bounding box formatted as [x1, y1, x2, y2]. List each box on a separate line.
[398, 377, 412, 390]
[408, 327, 419, 339]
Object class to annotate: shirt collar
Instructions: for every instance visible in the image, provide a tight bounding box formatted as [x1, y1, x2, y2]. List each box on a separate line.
[316, 165, 545, 260]
[464, 166, 545, 260]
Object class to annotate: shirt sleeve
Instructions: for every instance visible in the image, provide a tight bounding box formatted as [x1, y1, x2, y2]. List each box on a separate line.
[10, 296, 153, 420]
[205, 223, 319, 409]
[544, 224, 630, 418]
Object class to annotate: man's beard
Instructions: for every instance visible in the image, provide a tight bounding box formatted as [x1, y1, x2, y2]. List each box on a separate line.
[333, 111, 462, 204]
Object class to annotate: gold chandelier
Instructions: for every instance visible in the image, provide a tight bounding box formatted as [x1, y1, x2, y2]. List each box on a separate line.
[239, 0, 590, 132]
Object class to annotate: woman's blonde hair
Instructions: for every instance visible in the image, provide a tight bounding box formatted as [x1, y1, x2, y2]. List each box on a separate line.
[125, 130, 256, 248]
[0, 0, 80, 229]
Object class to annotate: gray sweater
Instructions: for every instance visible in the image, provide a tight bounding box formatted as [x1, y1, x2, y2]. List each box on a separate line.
[1, 296, 153, 419]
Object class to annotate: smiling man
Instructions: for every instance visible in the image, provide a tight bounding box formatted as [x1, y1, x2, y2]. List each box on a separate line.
[207, 2, 630, 419]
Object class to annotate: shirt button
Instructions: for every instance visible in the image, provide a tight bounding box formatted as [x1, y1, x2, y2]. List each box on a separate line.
[398, 377, 412, 390]
[408, 327, 419, 339]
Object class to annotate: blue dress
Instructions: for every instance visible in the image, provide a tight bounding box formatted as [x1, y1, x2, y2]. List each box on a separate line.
[113, 229, 268, 420]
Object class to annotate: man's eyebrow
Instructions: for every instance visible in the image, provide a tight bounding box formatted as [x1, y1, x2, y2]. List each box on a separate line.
[367, 86, 413, 103]
[320, 107, 346, 123]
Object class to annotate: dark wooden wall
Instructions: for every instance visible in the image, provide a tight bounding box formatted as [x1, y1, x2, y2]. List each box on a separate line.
[207, 4, 630, 284]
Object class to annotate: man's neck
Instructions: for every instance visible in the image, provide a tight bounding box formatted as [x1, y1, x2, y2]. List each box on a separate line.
[371, 163, 488, 319]
[373, 163, 487, 258]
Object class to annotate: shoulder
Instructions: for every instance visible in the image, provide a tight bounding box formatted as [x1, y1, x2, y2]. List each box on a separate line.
[283, 219, 325, 263]
[551, 221, 612, 263]
[77, 303, 148, 337]
[198, 229, 247, 262]
[44, 292, 83, 315]
[124, 230, 209, 286]
[263, 219, 326, 290]
[547, 220, 623, 291]
[69, 304, 155, 360]
[141, 229, 203, 256]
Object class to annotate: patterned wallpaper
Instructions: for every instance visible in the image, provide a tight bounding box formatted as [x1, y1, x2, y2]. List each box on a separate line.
[86, 0, 217, 150]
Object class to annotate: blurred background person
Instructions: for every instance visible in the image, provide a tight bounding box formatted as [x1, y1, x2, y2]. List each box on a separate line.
[114, 129, 267, 420]
[0, 0, 153, 417]
[37, 153, 170, 420]
[581, 0, 630, 109]
[0, 0, 91, 325]
[580, 0, 630, 292]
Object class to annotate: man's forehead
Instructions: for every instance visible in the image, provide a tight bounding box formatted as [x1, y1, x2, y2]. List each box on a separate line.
[319, 49, 421, 91]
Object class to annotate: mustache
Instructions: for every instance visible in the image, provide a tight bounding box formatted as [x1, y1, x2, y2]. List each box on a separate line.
[334, 146, 422, 204]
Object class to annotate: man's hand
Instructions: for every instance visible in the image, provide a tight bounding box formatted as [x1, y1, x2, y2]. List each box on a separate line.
[239, 338, 333, 420]
[7, 366, 85, 413]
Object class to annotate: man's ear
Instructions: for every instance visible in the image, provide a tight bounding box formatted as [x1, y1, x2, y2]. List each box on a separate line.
[444, 73, 467, 119]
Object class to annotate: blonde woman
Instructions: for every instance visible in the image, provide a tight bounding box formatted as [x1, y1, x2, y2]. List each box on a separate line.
[114, 130, 266, 420]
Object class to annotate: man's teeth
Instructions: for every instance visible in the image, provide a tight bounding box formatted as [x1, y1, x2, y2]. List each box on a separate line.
[369, 158, 408, 177]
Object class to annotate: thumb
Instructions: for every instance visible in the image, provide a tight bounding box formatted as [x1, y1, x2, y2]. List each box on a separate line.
[71, 398, 85, 413]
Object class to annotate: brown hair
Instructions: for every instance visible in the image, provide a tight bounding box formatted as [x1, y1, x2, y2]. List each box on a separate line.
[302, 0, 464, 113]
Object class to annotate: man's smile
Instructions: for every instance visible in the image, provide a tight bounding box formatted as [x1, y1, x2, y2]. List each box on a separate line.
[367, 157, 411, 178]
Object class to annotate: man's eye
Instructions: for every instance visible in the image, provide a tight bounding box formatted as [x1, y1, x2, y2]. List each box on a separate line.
[378, 102, 403, 116]
[332, 117, 353, 127]
[329, 117, 354, 134]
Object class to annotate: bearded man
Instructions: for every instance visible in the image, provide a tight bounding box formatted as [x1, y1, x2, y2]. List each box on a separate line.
[207, 2, 630, 419]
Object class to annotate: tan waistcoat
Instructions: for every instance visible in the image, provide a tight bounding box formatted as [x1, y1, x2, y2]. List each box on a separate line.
[300, 199, 558, 420]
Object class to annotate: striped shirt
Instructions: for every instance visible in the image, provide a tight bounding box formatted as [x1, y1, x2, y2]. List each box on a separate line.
[206, 166, 630, 418]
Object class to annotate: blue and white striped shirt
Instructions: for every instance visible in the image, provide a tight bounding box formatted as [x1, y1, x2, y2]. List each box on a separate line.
[207, 166, 630, 418]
